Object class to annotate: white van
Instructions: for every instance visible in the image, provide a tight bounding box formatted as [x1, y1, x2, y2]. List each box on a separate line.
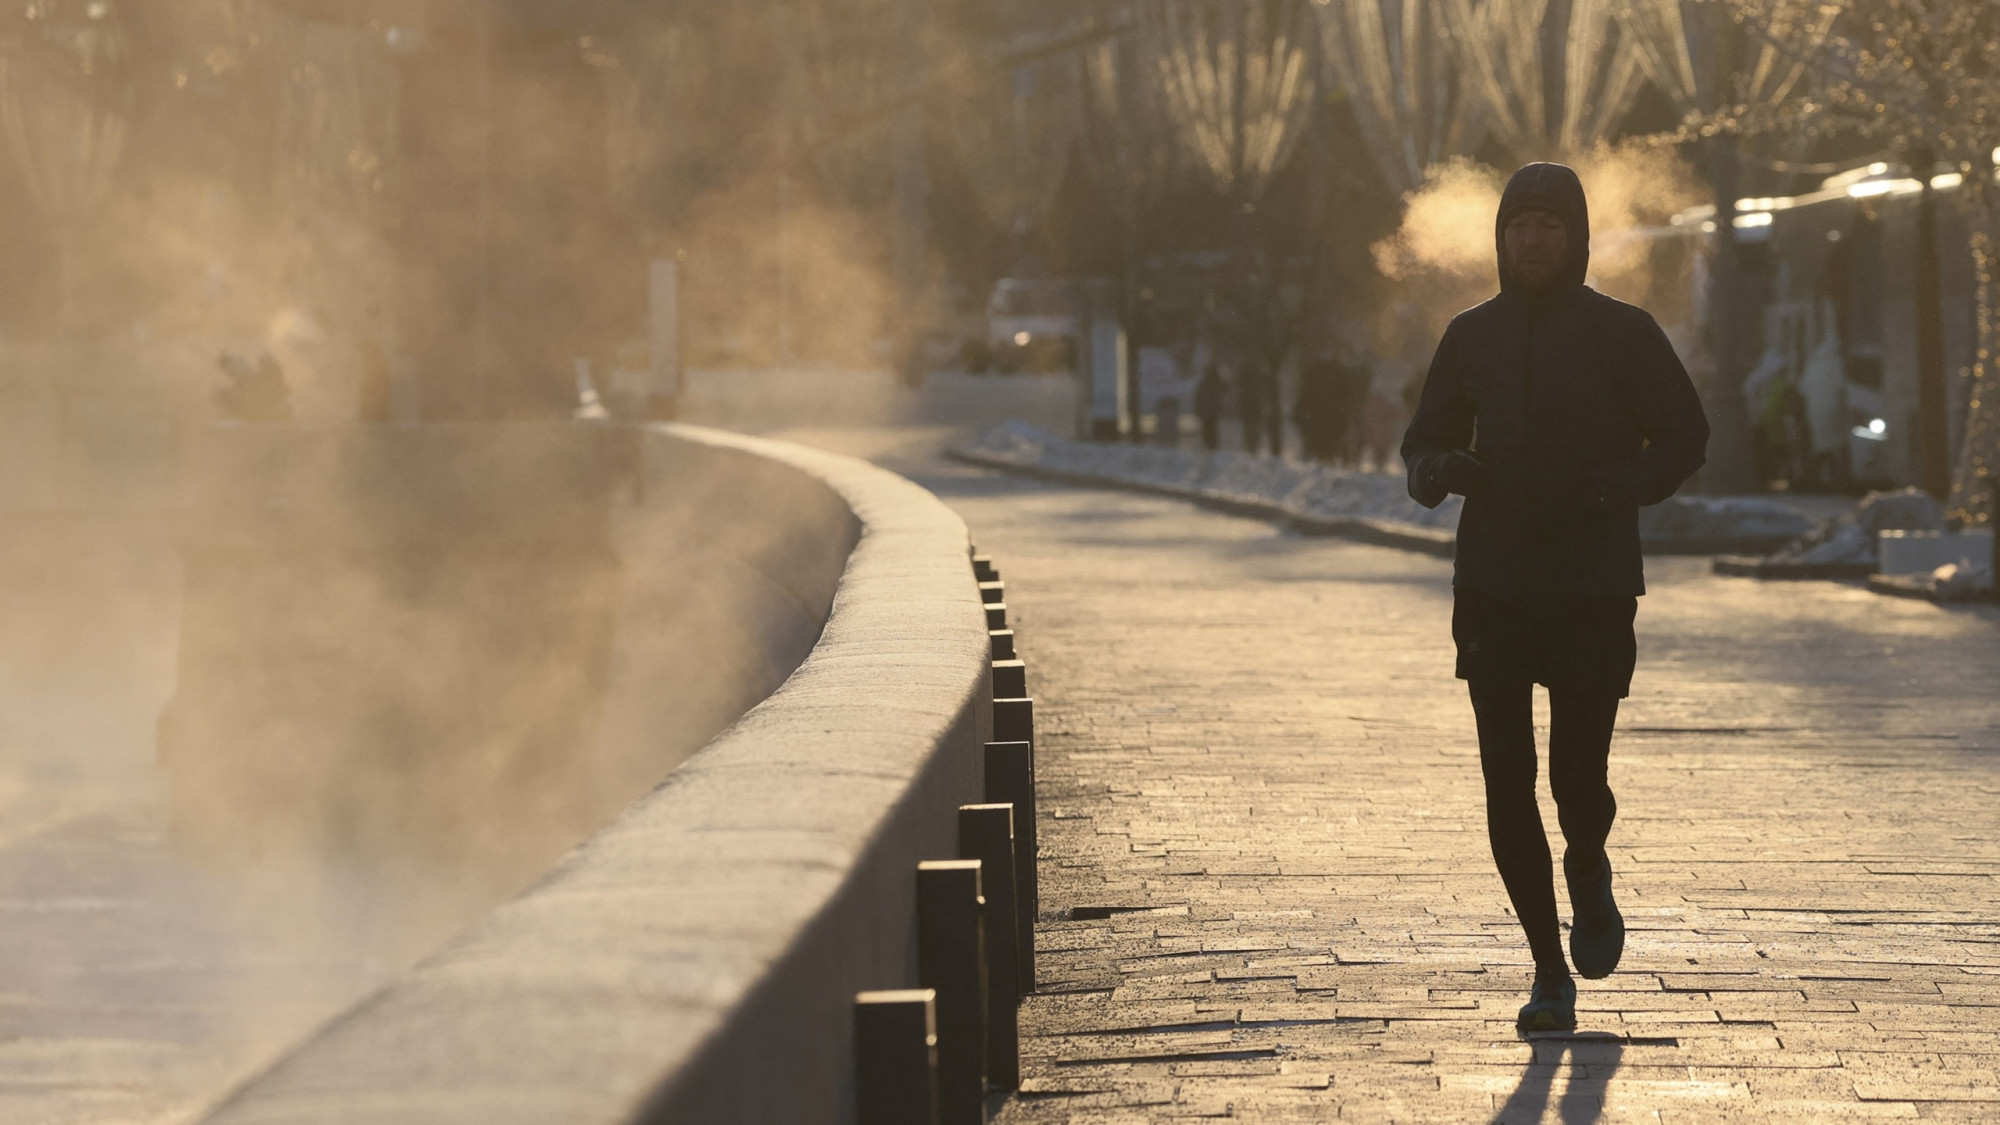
[983, 279, 1081, 374]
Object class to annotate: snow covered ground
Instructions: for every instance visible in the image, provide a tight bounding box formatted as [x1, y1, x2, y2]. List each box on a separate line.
[953, 421, 1820, 555]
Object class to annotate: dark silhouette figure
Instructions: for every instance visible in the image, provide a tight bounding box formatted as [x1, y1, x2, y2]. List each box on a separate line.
[1155, 396, 1183, 448]
[1263, 370, 1285, 457]
[1237, 363, 1269, 455]
[1751, 377, 1811, 487]
[1335, 352, 1370, 466]
[1401, 162, 1709, 1032]
[1294, 351, 1336, 462]
[1194, 363, 1224, 451]
[1362, 384, 1401, 470]
[1296, 349, 1365, 464]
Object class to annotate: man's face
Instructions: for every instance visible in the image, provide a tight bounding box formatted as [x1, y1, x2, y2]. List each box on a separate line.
[1503, 208, 1568, 289]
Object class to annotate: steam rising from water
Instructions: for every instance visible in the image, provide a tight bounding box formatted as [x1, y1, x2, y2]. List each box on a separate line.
[1, 6, 1021, 1121]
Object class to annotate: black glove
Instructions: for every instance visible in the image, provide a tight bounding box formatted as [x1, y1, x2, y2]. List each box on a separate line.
[1428, 449, 1488, 498]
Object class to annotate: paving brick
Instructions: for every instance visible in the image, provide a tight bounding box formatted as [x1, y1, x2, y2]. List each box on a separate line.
[938, 473, 2000, 1124]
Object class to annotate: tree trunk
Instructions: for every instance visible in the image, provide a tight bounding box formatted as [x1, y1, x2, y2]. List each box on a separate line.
[1948, 218, 1997, 527]
[1700, 134, 1759, 493]
[1913, 161, 1952, 500]
[1122, 218, 1144, 443]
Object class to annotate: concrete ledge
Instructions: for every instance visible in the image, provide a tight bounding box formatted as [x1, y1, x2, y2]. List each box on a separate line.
[200, 423, 992, 1125]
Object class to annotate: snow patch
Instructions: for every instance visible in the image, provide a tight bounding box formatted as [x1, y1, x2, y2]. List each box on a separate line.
[955, 422, 1814, 549]
[1762, 487, 1946, 567]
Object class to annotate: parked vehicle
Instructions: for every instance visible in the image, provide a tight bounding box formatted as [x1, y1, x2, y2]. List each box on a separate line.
[983, 278, 1081, 374]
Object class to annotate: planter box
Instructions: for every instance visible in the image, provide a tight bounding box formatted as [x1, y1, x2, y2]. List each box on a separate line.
[1877, 529, 1995, 577]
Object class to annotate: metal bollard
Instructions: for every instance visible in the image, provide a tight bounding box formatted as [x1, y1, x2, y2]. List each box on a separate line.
[989, 629, 1016, 661]
[983, 741, 1037, 991]
[957, 805, 1020, 1090]
[984, 602, 1007, 630]
[991, 659, 1027, 700]
[855, 990, 940, 1125]
[916, 860, 987, 1125]
[993, 696, 1033, 748]
[978, 581, 1005, 605]
[972, 554, 998, 582]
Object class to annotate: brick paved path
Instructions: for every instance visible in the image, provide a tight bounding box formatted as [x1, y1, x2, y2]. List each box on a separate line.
[933, 469, 2000, 1124]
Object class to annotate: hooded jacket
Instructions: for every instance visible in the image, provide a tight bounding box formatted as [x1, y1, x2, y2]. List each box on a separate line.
[1401, 162, 1710, 600]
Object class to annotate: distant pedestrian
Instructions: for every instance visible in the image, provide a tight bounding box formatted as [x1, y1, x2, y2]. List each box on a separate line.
[1361, 384, 1401, 471]
[1156, 396, 1184, 448]
[1237, 363, 1269, 455]
[1239, 358, 1283, 457]
[1294, 351, 1335, 462]
[1331, 348, 1369, 466]
[1260, 361, 1285, 458]
[1401, 163, 1709, 1034]
[1297, 348, 1366, 465]
[1195, 363, 1224, 451]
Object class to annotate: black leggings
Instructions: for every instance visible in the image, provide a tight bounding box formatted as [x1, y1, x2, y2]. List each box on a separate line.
[1469, 679, 1620, 978]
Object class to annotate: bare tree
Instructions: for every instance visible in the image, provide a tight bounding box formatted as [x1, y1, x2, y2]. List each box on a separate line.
[1445, 0, 1653, 158]
[794, 0, 914, 203]
[1617, 0, 1831, 118]
[1315, 0, 1479, 197]
[1142, 0, 1319, 203]
[942, 48, 1085, 255]
[1081, 12, 1186, 241]
[1142, 0, 1321, 454]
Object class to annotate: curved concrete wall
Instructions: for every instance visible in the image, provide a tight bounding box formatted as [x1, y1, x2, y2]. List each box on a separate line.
[588, 426, 864, 811]
[198, 423, 992, 1125]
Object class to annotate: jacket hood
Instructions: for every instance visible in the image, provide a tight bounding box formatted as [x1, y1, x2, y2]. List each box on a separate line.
[1495, 162, 1590, 294]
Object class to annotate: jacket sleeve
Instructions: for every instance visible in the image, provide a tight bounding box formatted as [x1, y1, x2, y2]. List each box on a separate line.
[1400, 322, 1473, 509]
[1597, 313, 1709, 506]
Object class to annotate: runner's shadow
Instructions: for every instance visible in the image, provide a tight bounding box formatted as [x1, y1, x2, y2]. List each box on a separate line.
[1490, 1033, 1623, 1125]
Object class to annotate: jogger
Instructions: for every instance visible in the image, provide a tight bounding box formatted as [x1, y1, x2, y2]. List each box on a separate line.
[1401, 161, 1709, 1032]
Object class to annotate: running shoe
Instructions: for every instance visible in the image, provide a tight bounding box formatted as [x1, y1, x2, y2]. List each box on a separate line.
[1516, 974, 1577, 1033]
[1567, 849, 1625, 980]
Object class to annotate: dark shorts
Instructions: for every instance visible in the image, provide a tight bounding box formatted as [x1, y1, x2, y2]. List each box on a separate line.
[1452, 587, 1638, 697]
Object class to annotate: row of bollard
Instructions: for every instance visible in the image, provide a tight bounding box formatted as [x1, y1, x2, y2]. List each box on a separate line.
[854, 551, 1039, 1125]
